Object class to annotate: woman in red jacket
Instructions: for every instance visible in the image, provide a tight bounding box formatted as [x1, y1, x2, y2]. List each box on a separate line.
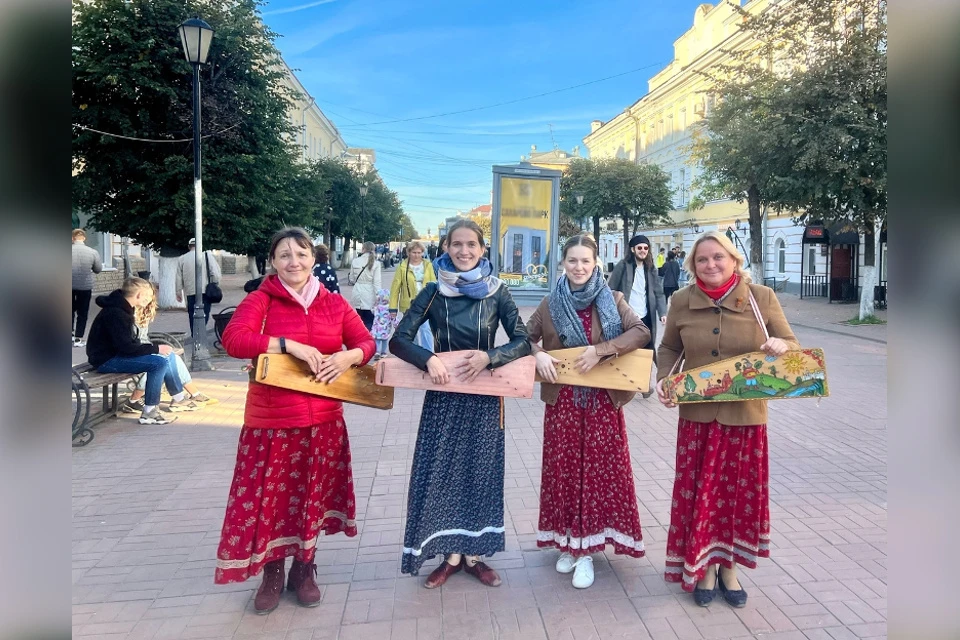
[215, 227, 375, 615]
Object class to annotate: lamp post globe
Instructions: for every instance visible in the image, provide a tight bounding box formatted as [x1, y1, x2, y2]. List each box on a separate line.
[179, 17, 215, 371]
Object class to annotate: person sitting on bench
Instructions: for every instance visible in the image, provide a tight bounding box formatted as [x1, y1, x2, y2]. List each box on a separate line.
[120, 284, 217, 414]
[86, 277, 197, 425]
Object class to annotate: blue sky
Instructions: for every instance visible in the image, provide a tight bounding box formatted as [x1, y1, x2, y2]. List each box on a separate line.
[260, 0, 710, 235]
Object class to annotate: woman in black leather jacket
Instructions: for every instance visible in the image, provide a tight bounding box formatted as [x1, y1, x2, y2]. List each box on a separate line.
[390, 219, 531, 589]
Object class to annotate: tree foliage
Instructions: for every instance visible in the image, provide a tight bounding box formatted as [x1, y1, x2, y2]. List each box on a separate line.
[72, 0, 304, 255]
[297, 158, 410, 246]
[560, 157, 673, 245]
[690, 0, 886, 281]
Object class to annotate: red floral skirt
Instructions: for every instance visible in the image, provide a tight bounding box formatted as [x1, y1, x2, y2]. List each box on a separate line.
[664, 418, 770, 591]
[536, 386, 644, 558]
[214, 423, 357, 584]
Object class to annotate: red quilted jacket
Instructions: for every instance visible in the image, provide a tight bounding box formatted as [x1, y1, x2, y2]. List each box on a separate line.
[222, 274, 376, 428]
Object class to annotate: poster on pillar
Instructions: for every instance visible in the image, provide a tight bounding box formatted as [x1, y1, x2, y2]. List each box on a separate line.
[497, 176, 553, 290]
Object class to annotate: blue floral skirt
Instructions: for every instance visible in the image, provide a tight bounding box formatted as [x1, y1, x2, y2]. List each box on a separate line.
[400, 391, 504, 575]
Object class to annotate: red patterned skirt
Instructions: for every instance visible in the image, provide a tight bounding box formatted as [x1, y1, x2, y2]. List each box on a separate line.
[664, 418, 770, 591]
[214, 422, 357, 584]
[536, 386, 645, 558]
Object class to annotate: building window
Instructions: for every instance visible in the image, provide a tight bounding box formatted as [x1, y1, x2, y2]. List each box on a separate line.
[777, 238, 786, 274]
[679, 168, 687, 205]
[680, 108, 687, 131]
[808, 247, 816, 275]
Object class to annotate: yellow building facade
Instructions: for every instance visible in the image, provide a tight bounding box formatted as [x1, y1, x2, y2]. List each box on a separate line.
[582, 0, 829, 291]
[278, 60, 348, 163]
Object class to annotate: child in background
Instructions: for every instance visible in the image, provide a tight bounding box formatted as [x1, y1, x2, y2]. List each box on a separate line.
[370, 288, 393, 361]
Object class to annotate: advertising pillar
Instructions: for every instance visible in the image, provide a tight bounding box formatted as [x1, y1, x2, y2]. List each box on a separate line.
[490, 164, 562, 304]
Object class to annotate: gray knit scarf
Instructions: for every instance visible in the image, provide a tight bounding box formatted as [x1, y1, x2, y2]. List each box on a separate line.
[548, 267, 623, 407]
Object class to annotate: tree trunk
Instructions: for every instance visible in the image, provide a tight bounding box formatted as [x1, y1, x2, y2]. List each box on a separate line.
[247, 255, 260, 278]
[622, 212, 632, 249]
[157, 256, 185, 310]
[592, 215, 601, 241]
[858, 218, 881, 320]
[747, 184, 764, 283]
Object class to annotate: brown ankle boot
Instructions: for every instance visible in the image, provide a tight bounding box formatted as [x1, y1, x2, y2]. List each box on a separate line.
[254, 559, 286, 614]
[287, 559, 322, 607]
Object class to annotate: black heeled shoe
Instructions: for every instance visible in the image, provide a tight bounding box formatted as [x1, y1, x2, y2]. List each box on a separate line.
[692, 568, 718, 607]
[718, 571, 748, 608]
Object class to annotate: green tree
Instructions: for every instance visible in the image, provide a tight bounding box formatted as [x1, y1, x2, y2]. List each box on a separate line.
[683, 373, 697, 395]
[560, 157, 673, 244]
[690, 0, 886, 317]
[72, 0, 303, 258]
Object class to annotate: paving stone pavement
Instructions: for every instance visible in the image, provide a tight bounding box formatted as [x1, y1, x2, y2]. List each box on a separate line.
[72, 272, 886, 639]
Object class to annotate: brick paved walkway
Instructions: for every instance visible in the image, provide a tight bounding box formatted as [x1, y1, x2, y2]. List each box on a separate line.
[72, 273, 886, 639]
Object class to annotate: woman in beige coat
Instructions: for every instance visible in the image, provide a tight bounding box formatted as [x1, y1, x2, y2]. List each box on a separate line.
[527, 234, 651, 589]
[655, 231, 799, 609]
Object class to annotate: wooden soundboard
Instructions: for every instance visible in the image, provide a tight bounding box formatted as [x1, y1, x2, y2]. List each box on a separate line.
[661, 348, 828, 404]
[253, 353, 394, 410]
[375, 351, 536, 399]
[537, 347, 654, 393]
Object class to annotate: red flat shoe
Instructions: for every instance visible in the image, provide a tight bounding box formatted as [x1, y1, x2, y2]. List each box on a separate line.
[463, 561, 501, 587]
[424, 559, 462, 589]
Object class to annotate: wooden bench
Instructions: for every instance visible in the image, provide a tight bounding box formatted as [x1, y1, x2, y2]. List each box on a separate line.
[71, 332, 184, 447]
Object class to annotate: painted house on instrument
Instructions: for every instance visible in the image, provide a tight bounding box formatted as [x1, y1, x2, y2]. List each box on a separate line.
[582, 0, 887, 303]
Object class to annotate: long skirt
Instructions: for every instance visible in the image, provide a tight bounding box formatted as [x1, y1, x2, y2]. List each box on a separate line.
[537, 387, 645, 558]
[401, 391, 504, 576]
[664, 418, 770, 592]
[214, 422, 357, 584]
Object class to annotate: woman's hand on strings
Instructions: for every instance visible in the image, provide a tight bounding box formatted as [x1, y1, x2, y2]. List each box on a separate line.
[455, 351, 491, 383]
[574, 345, 601, 375]
[535, 351, 560, 384]
[760, 337, 789, 357]
[425, 356, 450, 385]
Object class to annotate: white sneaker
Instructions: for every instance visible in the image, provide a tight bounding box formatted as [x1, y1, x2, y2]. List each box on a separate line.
[555, 552, 577, 574]
[73, 338, 86, 348]
[571, 556, 594, 589]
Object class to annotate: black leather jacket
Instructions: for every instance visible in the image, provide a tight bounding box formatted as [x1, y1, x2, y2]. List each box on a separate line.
[390, 282, 531, 371]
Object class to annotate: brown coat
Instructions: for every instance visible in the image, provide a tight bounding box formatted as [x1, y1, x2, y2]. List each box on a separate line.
[526, 291, 651, 408]
[656, 279, 799, 426]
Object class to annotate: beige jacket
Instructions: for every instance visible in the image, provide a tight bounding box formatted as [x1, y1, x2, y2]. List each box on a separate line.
[526, 291, 651, 408]
[656, 280, 799, 426]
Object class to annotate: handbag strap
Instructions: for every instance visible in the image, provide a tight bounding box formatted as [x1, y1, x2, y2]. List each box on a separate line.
[204, 251, 213, 285]
[664, 285, 768, 377]
[747, 287, 770, 342]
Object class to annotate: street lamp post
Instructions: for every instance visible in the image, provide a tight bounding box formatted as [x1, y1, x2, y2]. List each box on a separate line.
[178, 17, 215, 371]
[359, 180, 369, 241]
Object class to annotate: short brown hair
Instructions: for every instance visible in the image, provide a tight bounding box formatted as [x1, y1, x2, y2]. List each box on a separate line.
[445, 219, 485, 246]
[72, 229, 86, 241]
[268, 226, 313, 261]
[314, 243, 330, 264]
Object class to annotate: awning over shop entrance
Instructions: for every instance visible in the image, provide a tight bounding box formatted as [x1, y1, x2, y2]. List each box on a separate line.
[802, 223, 860, 245]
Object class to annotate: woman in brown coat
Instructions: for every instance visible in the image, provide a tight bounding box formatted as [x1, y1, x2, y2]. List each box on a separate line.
[526, 234, 651, 589]
[655, 231, 799, 608]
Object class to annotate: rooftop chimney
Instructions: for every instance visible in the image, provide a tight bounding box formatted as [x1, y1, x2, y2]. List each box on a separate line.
[590, 120, 603, 133]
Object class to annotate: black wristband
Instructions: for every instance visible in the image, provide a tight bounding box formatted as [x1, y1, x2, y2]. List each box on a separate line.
[279, 337, 287, 354]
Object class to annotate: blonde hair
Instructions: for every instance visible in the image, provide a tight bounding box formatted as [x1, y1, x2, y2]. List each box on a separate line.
[72, 228, 86, 241]
[684, 231, 752, 283]
[121, 276, 153, 297]
[134, 284, 159, 328]
[361, 241, 376, 269]
[406, 240, 425, 254]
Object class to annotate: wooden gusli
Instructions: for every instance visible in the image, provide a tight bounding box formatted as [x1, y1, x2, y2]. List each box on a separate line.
[661, 348, 828, 404]
[537, 347, 654, 393]
[375, 351, 536, 399]
[254, 354, 394, 410]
